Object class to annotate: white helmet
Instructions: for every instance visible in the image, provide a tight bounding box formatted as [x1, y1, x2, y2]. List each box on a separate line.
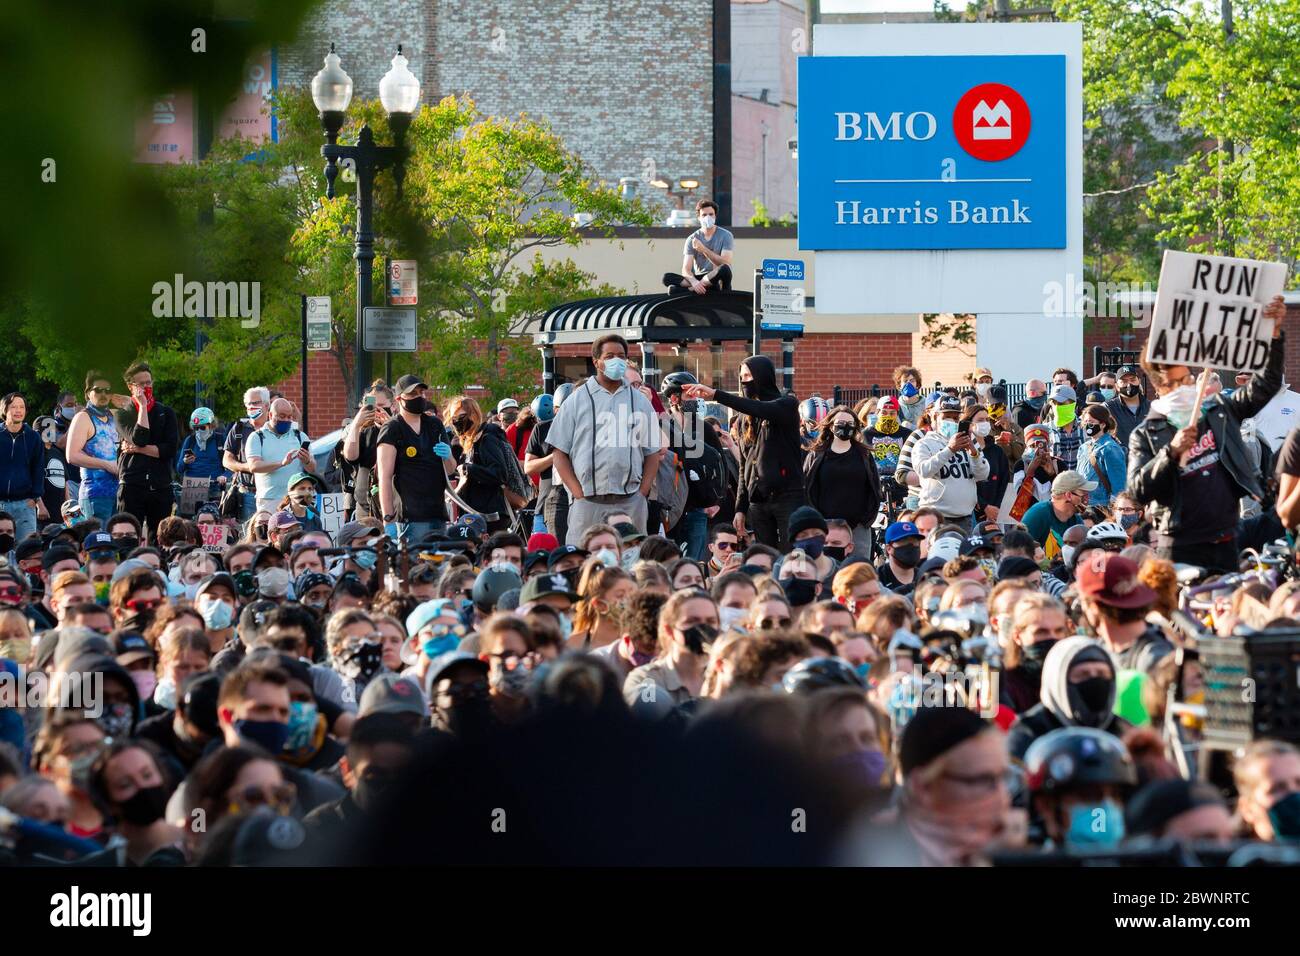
[1085, 521, 1128, 544]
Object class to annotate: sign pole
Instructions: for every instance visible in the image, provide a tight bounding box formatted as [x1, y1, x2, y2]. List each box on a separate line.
[300, 295, 309, 434]
[752, 267, 763, 357]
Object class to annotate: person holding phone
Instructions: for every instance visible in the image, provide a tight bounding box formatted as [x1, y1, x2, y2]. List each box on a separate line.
[340, 385, 394, 521]
[245, 397, 315, 517]
[116, 361, 180, 543]
[908, 395, 988, 536]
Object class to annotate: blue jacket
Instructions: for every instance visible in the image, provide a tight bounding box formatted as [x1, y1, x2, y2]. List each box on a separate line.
[176, 429, 229, 482]
[1078, 433, 1127, 504]
[0, 425, 45, 501]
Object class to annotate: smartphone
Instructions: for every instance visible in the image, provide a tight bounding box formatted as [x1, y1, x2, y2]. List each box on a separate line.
[364, 395, 376, 408]
[957, 419, 971, 435]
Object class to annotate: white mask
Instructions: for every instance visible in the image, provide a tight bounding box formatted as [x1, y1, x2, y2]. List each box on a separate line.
[719, 606, 747, 631]
[975, 383, 992, 399]
[972, 421, 992, 437]
[699, 215, 716, 229]
[1062, 546, 1076, 567]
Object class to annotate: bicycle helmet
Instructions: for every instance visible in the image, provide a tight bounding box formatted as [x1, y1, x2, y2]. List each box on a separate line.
[1085, 521, 1128, 545]
[660, 370, 699, 400]
[781, 655, 866, 695]
[553, 382, 575, 408]
[531, 393, 555, 423]
[1024, 726, 1136, 793]
[190, 407, 215, 429]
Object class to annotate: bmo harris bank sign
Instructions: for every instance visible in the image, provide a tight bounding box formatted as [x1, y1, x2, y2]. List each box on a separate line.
[797, 55, 1066, 251]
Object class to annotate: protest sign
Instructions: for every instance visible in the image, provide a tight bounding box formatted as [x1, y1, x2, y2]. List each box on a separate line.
[1146, 251, 1287, 374]
[178, 477, 210, 516]
[199, 523, 229, 553]
[319, 493, 346, 536]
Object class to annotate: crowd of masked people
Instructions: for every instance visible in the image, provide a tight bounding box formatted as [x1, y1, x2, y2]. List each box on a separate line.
[3, 295, 1300, 866]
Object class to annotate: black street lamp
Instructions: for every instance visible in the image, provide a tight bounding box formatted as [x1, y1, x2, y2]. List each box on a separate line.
[311, 44, 422, 406]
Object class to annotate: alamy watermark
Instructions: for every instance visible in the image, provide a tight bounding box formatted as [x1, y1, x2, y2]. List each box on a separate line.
[1042, 275, 1155, 323]
[595, 405, 706, 459]
[152, 273, 260, 328]
[0, 669, 103, 717]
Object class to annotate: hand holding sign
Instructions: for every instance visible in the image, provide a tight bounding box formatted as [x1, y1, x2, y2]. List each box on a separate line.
[1266, 294, 1286, 337]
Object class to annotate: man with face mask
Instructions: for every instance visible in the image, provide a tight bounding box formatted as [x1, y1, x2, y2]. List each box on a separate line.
[624, 589, 719, 714]
[1130, 295, 1286, 572]
[303, 711, 416, 843]
[548, 335, 664, 546]
[376, 375, 455, 544]
[1020, 471, 1091, 562]
[862, 396, 913, 482]
[892, 366, 926, 428]
[875, 521, 922, 596]
[663, 198, 734, 295]
[176, 407, 228, 499]
[1045, 383, 1081, 471]
[224, 386, 271, 522]
[1007, 636, 1133, 761]
[245, 397, 315, 518]
[194, 572, 240, 647]
[659, 371, 723, 561]
[1024, 726, 1136, 850]
[1104, 365, 1150, 449]
[425, 651, 493, 736]
[909, 396, 989, 535]
[1012, 379, 1049, 431]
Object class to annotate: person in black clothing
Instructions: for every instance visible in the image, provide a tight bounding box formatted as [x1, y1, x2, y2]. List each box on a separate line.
[447, 394, 521, 534]
[376, 375, 455, 544]
[1011, 379, 1049, 430]
[338, 384, 394, 521]
[683, 355, 805, 551]
[136, 671, 223, 774]
[303, 711, 416, 848]
[115, 362, 179, 543]
[1104, 364, 1151, 450]
[0, 393, 47, 544]
[660, 371, 723, 561]
[803, 405, 880, 558]
[966, 404, 1010, 525]
[525, 384, 572, 544]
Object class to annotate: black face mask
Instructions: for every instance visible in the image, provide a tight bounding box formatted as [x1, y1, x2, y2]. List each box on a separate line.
[453, 416, 473, 434]
[681, 623, 719, 655]
[741, 380, 759, 400]
[832, 423, 855, 439]
[1120, 384, 1142, 399]
[115, 536, 140, 554]
[402, 396, 429, 415]
[1083, 422, 1102, 438]
[0, 534, 12, 554]
[891, 544, 921, 569]
[782, 578, 818, 607]
[560, 568, 580, 590]
[824, 545, 847, 562]
[121, 609, 156, 633]
[1071, 676, 1113, 722]
[353, 771, 396, 813]
[118, 785, 169, 826]
[1021, 639, 1057, 665]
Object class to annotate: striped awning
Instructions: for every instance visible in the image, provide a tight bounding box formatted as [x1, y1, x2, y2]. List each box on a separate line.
[525, 290, 800, 345]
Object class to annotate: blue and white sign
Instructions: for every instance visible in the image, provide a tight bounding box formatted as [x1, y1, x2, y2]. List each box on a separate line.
[797, 54, 1066, 251]
[763, 258, 805, 281]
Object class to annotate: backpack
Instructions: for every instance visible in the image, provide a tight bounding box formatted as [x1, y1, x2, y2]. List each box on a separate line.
[654, 448, 689, 531]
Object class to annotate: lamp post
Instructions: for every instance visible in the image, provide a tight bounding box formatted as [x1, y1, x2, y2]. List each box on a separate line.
[311, 44, 421, 406]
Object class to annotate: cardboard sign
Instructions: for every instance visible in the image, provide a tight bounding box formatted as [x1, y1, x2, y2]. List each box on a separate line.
[178, 477, 210, 517]
[1146, 252, 1287, 374]
[199, 523, 229, 553]
[319, 493, 347, 537]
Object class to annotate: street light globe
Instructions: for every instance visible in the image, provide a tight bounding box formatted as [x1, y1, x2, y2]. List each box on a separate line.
[379, 45, 421, 116]
[310, 44, 353, 114]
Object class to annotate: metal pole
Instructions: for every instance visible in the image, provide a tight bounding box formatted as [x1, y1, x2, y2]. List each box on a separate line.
[752, 267, 763, 356]
[542, 345, 556, 395]
[385, 352, 392, 386]
[782, 338, 795, 393]
[353, 140, 377, 407]
[300, 296, 309, 435]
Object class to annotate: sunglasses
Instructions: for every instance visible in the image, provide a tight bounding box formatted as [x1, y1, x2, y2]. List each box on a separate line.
[714, 541, 736, 551]
[125, 597, 163, 612]
[229, 782, 297, 816]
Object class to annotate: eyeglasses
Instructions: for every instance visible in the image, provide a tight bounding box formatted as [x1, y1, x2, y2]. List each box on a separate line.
[229, 782, 297, 816]
[88, 386, 111, 395]
[125, 597, 163, 611]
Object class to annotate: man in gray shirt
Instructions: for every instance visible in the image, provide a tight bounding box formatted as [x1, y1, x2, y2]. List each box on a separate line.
[546, 334, 665, 545]
[663, 198, 734, 295]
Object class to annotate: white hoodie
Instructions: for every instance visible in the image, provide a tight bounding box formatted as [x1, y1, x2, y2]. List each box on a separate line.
[913, 428, 990, 518]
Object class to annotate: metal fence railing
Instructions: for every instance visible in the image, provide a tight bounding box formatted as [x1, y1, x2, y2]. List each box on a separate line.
[1093, 346, 1143, 376]
[832, 382, 1029, 409]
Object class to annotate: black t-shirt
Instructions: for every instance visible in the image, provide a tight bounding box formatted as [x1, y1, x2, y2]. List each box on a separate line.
[1277, 428, 1300, 478]
[526, 420, 553, 481]
[377, 414, 451, 522]
[813, 447, 870, 524]
[1166, 421, 1238, 545]
[223, 419, 257, 491]
[876, 560, 916, 596]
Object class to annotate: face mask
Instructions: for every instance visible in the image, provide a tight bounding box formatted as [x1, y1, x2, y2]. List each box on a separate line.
[1054, 403, 1076, 428]
[119, 784, 169, 826]
[122, 609, 156, 634]
[557, 613, 573, 641]
[199, 597, 235, 630]
[805, 427, 819, 440]
[1266, 791, 1300, 840]
[1026, 395, 1046, 409]
[892, 544, 921, 569]
[620, 546, 641, 570]
[831, 749, 888, 789]
[1119, 513, 1140, 530]
[1066, 799, 1125, 846]
[875, 415, 898, 434]
[832, 423, 855, 439]
[402, 396, 429, 414]
[131, 670, 158, 701]
[741, 380, 759, 399]
[64, 749, 100, 792]
[594, 548, 619, 569]
[854, 661, 872, 680]
[257, 567, 290, 598]
[284, 701, 319, 753]
[1071, 676, 1113, 721]
[719, 606, 747, 631]
[1120, 383, 1142, 399]
[560, 568, 580, 591]
[0, 534, 13, 555]
[234, 718, 290, 754]
[98, 702, 134, 740]
[353, 772, 396, 813]
[1021, 639, 1058, 665]
[1151, 384, 1204, 430]
[292, 491, 316, 507]
[273, 420, 293, 436]
[972, 421, 991, 437]
[232, 569, 257, 598]
[602, 357, 628, 381]
[183, 582, 200, 601]
[629, 647, 656, 667]
[115, 536, 140, 554]
[1061, 546, 1076, 567]
[782, 577, 818, 607]
[154, 676, 176, 711]
[453, 416, 474, 434]
[352, 549, 378, 572]
[1100, 388, 1117, 401]
[975, 383, 991, 399]
[937, 420, 958, 439]
[421, 629, 460, 660]
[798, 536, 826, 560]
[900, 382, 919, 399]
[680, 622, 719, 655]
[824, 545, 847, 562]
[699, 215, 716, 228]
[1083, 422, 1102, 438]
[337, 640, 383, 682]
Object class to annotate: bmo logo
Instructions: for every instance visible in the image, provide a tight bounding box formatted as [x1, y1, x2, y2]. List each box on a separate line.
[953, 83, 1031, 162]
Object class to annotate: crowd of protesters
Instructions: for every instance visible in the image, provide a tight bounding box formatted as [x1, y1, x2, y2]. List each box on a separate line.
[3, 293, 1300, 866]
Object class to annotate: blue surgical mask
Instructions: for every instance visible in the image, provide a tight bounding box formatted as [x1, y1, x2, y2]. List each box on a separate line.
[558, 613, 573, 640]
[421, 628, 460, 659]
[199, 597, 234, 631]
[603, 357, 628, 381]
[352, 549, 378, 571]
[273, 420, 293, 436]
[1066, 799, 1125, 846]
[594, 548, 619, 568]
[938, 420, 959, 439]
[1100, 388, 1117, 401]
[854, 661, 872, 680]
[284, 701, 318, 753]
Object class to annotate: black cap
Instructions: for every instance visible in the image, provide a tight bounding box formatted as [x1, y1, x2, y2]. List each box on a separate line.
[1126, 779, 1226, 836]
[523, 549, 551, 572]
[179, 671, 222, 736]
[112, 630, 155, 666]
[15, 535, 45, 562]
[547, 545, 588, 569]
[960, 535, 994, 557]
[395, 374, 426, 396]
[899, 707, 989, 776]
[42, 546, 81, 572]
[996, 556, 1040, 581]
[938, 395, 962, 413]
[1116, 365, 1140, 378]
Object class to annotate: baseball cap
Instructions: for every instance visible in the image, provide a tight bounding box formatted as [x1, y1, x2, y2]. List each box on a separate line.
[287, 472, 325, 492]
[335, 521, 371, 548]
[268, 511, 302, 533]
[1116, 365, 1140, 378]
[1050, 383, 1077, 404]
[519, 573, 579, 604]
[424, 651, 489, 697]
[113, 631, 156, 667]
[960, 535, 994, 557]
[996, 556, 1041, 581]
[358, 674, 426, 718]
[15, 536, 45, 563]
[526, 532, 559, 553]
[523, 550, 551, 573]
[1076, 552, 1157, 609]
[1051, 470, 1098, 496]
[937, 395, 961, 414]
[454, 514, 488, 538]
[82, 531, 116, 555]
[612, 521, 645, 544]
[395, 374, 426, 396]
[110, 557, 152, 584]
[251, 545, 285, 570]
[547, 545, 588, 569]
[42, 546, 80, 572]
[884, 521, 922, 544]
[406, 598, 457, 637]
[974, 520, 1003, 541]
[194, 572, 238, 603]
[878, 396, 900, 413]
[497, 398, 520, 413]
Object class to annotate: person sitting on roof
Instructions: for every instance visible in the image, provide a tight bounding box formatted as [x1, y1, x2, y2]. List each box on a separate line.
[663, 198, 733, 296]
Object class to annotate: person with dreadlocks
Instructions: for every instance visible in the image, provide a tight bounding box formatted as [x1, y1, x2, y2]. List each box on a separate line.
[683, 355, 805, 551]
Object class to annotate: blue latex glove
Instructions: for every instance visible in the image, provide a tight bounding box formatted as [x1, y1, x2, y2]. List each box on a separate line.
[433, 442, 452, 459]
[384, 523, 399, 540]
